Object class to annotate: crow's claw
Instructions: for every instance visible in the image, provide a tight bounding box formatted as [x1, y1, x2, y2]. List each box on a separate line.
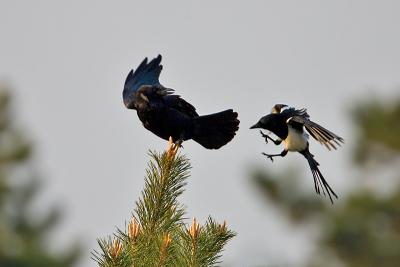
[174, 139, 184, 148]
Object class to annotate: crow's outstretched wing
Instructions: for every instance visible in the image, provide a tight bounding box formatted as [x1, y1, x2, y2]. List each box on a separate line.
[288, 115, 344, 150]
[135, 88, 198, 118]
[123, 55, 164, 108]
[123, 55, 198, 118]
[163, 95, 199, 118]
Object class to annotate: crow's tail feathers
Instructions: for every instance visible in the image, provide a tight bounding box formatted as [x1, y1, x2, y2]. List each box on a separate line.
[302, 150, 338, 204]
[192, 109, 239, 149]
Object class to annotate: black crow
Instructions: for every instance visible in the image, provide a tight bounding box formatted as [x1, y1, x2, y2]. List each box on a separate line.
[123, 55, 240, 149]
[250, 104, 344, 203]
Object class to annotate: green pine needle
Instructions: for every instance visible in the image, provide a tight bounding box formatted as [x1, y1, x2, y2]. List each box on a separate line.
[93, 148, 235, 267]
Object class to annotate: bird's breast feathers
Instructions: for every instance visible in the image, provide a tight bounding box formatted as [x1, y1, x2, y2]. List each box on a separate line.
[284, 126, 308, 151]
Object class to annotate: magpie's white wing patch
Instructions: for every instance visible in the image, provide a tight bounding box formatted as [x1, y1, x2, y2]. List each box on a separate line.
[288, 116, 344, 150]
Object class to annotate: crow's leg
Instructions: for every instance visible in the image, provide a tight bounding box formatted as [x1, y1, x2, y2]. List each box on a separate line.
[259, 130, 282, 145]
[173, 134, 186, 148]
[262, 149, 288, 162]
[174, 139, 184, 148]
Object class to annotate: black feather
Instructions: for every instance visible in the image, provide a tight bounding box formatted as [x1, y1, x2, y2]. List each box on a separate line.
[301, 149, 338, 204]
[124, 55, 240, 149]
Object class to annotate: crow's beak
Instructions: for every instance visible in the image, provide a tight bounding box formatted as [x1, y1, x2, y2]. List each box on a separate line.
[250, 122, 260, 129]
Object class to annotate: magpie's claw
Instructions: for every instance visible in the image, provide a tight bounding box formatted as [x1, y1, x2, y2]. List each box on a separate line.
[259, 130, 268, 138]
[259, 130, 269, 143]
[262, 152, 274, 162]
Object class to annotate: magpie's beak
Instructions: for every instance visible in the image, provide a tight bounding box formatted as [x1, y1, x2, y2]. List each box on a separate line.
[250, 122, 261, 129]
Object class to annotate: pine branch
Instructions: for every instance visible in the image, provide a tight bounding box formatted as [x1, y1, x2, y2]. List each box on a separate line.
[179, 217, 235, 267]
[136, 148, 189, 234]
[93, 139, 235, 266]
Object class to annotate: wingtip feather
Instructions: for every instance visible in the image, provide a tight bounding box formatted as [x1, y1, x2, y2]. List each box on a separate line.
[125, 69, 134, 84]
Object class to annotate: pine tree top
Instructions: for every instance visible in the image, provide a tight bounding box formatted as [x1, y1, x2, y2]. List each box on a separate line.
[93, 138, 235, 267]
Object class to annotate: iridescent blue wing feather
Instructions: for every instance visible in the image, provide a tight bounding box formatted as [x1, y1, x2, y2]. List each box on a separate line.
[123, 55, 163, 108]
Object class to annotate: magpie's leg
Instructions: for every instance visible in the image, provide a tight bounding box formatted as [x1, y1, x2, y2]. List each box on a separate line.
[262, 150, 288, 162]
[259, 130, 282, 145]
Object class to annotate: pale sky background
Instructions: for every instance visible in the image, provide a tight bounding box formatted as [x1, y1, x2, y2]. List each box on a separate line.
[1, 1, 400, 266]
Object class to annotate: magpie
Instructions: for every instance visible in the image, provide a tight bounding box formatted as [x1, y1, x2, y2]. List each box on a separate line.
[123, 55, 240, 149]
[250, 104, 344, 203]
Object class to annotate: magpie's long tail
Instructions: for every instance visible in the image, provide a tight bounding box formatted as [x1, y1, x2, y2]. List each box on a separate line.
[192, 109, 240, 149]
[302, 149, 338, 203]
